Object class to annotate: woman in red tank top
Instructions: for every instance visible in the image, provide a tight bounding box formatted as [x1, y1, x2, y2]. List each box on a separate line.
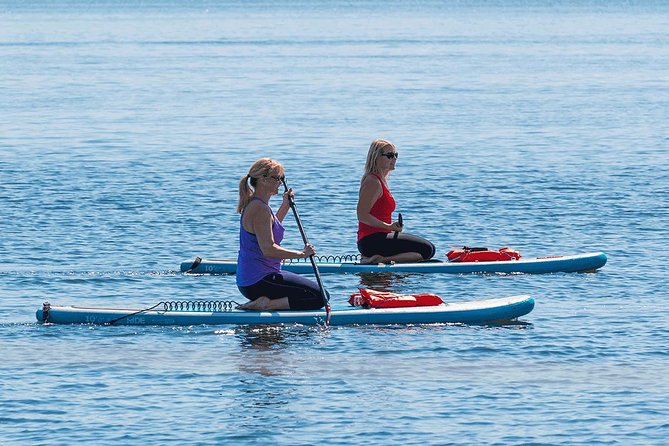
[356, 140, 435, 264]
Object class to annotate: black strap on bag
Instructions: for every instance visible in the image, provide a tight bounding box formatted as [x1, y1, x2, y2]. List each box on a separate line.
[184, 256, 202, 273]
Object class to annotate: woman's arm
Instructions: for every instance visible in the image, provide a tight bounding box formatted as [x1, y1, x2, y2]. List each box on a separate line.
[275, 188, 292, 222]
[251, 205, 310, 260]
[357, 175, 393, 230]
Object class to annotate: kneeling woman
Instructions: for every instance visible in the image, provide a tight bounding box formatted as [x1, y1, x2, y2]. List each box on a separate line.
[357, 139, 436, 264]
[236, 158, 328, 311]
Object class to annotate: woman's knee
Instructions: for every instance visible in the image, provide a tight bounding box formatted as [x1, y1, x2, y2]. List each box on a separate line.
[290, 289, 327, 310]
[422, 240, 436, 260]
[400, 233, 435, 260]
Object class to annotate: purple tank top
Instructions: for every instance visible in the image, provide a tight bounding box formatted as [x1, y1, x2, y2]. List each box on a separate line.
[236, 198, 285, 286]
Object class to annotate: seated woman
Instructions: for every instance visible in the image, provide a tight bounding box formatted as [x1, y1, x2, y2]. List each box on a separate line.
[357, 139, 436, 264]
[236, 157, 328, 311]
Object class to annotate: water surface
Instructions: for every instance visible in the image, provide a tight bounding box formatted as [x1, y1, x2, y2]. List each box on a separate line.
[1, 1, 668, 444]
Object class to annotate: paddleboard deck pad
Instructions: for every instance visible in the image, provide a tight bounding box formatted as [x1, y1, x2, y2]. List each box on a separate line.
[36, 295, 534, 326]
[180, 252, 606, 275]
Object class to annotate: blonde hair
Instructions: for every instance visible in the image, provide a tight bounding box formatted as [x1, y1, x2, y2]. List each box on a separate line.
[363, 139, 395, 179]
[237, 158, 285, 213]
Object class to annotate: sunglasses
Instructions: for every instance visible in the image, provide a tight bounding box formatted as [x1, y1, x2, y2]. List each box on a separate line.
[380, 152, 398, 159]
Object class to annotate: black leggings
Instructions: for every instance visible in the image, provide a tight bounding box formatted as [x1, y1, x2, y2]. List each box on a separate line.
[357, 231, 436, 260]
[238, 271, 328, 310]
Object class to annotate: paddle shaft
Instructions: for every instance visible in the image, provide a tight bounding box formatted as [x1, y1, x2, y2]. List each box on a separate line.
[281, 179, 331, 316]
[393, 212, 403, 239]
[393, 212, 404, 239]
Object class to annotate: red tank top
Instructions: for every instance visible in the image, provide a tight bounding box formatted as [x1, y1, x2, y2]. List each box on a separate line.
[357, 173, 396, 241]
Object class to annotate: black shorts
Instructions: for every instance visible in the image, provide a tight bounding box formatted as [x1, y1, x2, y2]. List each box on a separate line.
[238, 271, 327, 310]
[357, 231, 436, 260]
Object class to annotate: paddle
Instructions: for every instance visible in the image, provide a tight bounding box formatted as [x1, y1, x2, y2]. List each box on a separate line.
[281, 177, 331, 325]
[393, 212, 403, 239]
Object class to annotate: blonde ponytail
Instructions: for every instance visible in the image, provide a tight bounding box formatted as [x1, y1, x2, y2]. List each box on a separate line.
[237, 175, 253, 213]
[236, 157, 285, 213]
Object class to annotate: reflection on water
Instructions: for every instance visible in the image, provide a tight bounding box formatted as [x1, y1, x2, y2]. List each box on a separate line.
[234, 326, 289, 377]
[230, 326, 304, 425]
[233, 325, 324, 377]
[237, 326, 288, 351]
[485, 319, 533, 328]
[357, 272, 416, 291]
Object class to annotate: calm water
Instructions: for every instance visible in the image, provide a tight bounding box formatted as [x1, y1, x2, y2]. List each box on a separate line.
[1, 1, 668, 444]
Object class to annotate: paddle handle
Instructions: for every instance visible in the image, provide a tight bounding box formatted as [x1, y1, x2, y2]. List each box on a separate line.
[281, 179, 331, 319]
[393, 213, 403, 239]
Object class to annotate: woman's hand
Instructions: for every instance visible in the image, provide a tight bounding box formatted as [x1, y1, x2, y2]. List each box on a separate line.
[301, 243, 316, 258]
[388, 220, 403, 232]
[282, 187, 294, 204]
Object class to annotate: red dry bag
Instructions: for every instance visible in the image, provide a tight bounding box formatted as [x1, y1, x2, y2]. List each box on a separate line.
[348, 288, 444, 308]
[446, 246, 521, 262]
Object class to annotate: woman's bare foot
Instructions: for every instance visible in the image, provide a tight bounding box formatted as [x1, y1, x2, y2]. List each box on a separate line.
[237, 296, 271, 311]
[360, 254, 384, 265]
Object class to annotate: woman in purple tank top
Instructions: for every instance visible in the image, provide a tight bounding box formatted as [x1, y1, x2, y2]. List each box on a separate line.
[236, 158, 328, 311]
